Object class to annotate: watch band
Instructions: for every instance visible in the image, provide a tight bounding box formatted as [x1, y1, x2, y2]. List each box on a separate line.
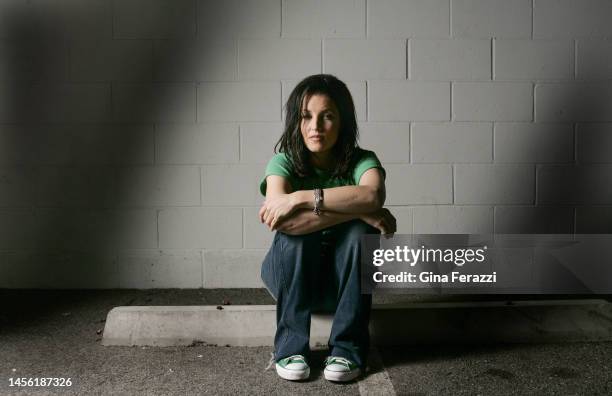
[313, 188, 323, 216]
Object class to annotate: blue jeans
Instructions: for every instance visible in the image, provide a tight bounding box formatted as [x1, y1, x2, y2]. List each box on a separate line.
[261, 219, 379, 369]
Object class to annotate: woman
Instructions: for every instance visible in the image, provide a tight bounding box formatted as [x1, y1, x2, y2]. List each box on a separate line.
[259, 74, 396, 382]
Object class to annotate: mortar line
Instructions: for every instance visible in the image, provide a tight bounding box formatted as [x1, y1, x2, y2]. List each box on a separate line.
[365, 0, 368, 38]
[531, 0, 534, 39]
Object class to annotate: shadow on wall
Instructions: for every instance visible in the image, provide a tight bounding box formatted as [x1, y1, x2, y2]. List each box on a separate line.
[495, 80, 612, 234]
[0, 1, 240, 289]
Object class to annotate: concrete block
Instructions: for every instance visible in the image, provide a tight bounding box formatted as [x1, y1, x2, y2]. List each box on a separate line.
[495, 40, 573, 80]
[73, 125, 154, 165]
[324, 39, 406, 80]
[411, 39, 491, 80]
[453, 82, 533, 121]
[244, 207, 274, 249]
[198, 82, 280, 122]
[494, 123, 574, 163]
[495, 206, 574, 233]
[412, 122, 492, 163]
[32, 208, 157, 250]
[282, 80, 366, 121]
[367, 0, 449, 38]
[13, 83, 112, 123]
[102, 305, 281, 346]
[153, 39, 236, 82]
[101, 300, 612, 346]
[201, 164, 264, 206]
[577, 40, 612, 80]
[32, 208, 106, 250]
[239, 39, 321, 80]
[0, 167, 36, 206]
[0, 209, 37, 249]
[0, 38, 70, 82]
[113, 0, 195, 38]
[534, 0, 612, 38]
[538, 165, 612, 205]
[31, 125, 155, 165]
[535, 83, 612, 122]
[369, 81, 450, 121]
[576, 207, 612, 233]
[384, 164, 453, 204]
[155, 124, 239, 164]
[107, 209, 158, 249]
[413, 206, 493, 234]
[57, 0, 112, 38]
[0, 0, 61, 39]
[240, 123, 283, 164]
[33, 208, 113, 250]
[0, 126, 39, 165]
[70, 39, 153, 81]
[36, 166, 115, 207]
[116, 166, 200, 207]
[452, 0, 532, 38]
[14, 251, 118, 289]
[113, 83, 196, 123]
[282, 0, 365, 38]
[117, 250, 203, 288]
[197, 0, 280, 38]
[158, 207, 242, 249]
[389, 207, 412, 234]
[577, 123, 612, 163]
[203, 249, 266, 288]
[358, 123, 410, 163]
[455, 164, 535, 204]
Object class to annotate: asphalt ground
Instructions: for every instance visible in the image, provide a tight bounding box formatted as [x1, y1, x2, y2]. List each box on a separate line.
[1, 290, 611, 395]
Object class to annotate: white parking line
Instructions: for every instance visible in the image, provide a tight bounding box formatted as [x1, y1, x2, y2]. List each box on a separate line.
[359, 348, 396, 396]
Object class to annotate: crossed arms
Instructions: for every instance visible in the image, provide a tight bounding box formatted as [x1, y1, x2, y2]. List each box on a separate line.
[258, 168, 397, 236]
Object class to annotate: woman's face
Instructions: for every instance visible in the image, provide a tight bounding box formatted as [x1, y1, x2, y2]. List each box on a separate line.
[300, 94, 340, 156]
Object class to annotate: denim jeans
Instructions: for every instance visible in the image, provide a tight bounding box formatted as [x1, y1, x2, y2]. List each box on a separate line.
[261, 219, 379, 369]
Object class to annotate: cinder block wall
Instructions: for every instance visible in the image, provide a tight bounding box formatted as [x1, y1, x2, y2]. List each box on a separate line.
[1, 0, 612, 288]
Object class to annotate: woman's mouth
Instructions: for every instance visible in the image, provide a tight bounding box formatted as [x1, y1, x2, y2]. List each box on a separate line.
[309, 135, 324, 141]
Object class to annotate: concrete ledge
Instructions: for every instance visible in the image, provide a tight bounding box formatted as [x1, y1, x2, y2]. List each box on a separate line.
[102, 300, 612, 347]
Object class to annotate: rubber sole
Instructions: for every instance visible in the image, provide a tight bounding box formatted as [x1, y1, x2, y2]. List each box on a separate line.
[275, 363, 310, 381]
[324, 367, 361, 382]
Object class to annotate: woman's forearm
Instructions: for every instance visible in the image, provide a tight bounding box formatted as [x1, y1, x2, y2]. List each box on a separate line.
[291, 186, 382, 215]
[275, 208, 359, 235]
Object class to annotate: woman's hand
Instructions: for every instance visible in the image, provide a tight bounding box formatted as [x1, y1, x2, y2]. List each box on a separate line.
[360, 208, 397, 236]
[259, 193, 298, 230]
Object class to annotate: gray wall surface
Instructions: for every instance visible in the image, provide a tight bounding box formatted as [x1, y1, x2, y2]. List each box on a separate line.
[1, 0, 612, 288]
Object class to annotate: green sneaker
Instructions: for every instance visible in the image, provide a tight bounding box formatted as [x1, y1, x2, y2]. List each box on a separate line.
[275, 355, 310, 381]
[324, 356, 361, 382]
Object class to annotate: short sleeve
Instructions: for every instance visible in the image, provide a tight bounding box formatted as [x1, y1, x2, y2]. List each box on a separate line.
[260, 153, 294, 196]
[352, 149, 386, 185]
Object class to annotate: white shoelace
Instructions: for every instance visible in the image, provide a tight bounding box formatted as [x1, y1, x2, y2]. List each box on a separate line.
[326, 356, 354, 369]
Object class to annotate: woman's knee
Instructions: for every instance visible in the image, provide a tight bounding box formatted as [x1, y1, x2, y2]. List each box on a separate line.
[275, 230, 321, 248]
[340, 219, 379, 240]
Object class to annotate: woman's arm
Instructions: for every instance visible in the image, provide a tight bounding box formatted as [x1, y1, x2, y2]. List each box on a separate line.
[273, 209, 358, 235]
[260, 168, 386, 229]
[291, 168, 385, 214]
[260, 170, 395, 234]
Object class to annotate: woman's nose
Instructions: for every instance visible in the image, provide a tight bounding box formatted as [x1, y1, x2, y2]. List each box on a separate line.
[311, 116, 323, 130]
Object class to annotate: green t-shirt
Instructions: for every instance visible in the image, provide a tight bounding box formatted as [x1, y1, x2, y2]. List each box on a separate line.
[259, 148, 385, 196]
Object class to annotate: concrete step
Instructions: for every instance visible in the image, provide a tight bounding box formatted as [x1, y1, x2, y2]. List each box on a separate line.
[102, 299, 612, 347]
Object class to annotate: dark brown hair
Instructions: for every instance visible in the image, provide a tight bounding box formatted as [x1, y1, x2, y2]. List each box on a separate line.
[274, 74, 360, 179]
